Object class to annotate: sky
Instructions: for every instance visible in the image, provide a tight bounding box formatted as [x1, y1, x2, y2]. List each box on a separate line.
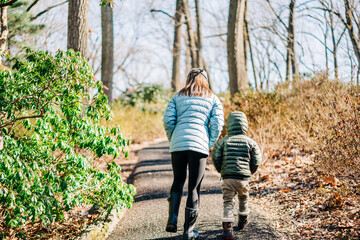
[27, 0, 359, 98]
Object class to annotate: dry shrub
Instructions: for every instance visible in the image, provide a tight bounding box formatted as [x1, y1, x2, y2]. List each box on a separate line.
[109, 104, 166, 144]
[225, 75, 360, 181]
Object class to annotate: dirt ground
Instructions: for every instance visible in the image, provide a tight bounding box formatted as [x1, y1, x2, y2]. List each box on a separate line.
[245, 147, 360, 240]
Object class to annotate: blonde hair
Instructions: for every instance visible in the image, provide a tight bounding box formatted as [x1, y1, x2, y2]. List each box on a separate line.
[178, 68, 212, 97]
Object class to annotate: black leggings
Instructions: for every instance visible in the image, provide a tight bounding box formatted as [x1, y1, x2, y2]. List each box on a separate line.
[170, 151, 207, 209]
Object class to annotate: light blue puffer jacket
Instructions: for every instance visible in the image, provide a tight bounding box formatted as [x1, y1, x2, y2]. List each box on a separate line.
[163, 93, 224, 156]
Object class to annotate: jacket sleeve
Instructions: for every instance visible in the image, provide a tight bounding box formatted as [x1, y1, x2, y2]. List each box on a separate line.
[250, 140, 262, 174]
[208, 96, 224, 148]
[163, 96, 177, 141]
[212, 138, 224, 173]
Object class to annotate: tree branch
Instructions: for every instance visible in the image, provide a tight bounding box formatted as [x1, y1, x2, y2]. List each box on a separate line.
[300, 31, 333, 53]
[26, 0, 40, 12]
[0, 0, 17, 7]
[31, 0, 68, 20]
[204, 33, 227, 38]
[0, 109, 44, 128]
[265, 0, 288, 29]
[336, 26, 347, 46]
[150, 9, 174, 20]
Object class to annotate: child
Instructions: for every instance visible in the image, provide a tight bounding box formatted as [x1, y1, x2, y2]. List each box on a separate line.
[212, 111, 262, 240]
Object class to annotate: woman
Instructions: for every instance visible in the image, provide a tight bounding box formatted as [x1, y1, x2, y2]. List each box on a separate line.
[163, 68, 224, 240]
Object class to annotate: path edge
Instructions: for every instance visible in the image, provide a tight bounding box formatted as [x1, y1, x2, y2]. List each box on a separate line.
[76, 137, 168, 240]
[76, 209, 125, 240]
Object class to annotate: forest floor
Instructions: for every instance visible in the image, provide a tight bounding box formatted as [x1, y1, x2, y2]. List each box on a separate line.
[240, 145, 360, 240]
[4, 139, 358, 240]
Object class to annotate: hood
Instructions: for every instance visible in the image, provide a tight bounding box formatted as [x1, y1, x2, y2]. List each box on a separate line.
[226, 111, 248, 135]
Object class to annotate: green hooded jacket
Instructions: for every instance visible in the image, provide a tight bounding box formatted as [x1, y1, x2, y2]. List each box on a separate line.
[212, 111, 262, 180]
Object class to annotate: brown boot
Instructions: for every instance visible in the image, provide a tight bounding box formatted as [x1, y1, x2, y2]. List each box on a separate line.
[238, 215, 249, 230]
[222, 222, 234, 240]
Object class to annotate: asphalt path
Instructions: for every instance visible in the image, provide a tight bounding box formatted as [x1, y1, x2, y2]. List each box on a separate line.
[108, 141, 283, 240]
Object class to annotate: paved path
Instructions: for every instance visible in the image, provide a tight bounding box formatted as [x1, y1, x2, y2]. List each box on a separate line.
[108, 141, 283, 240]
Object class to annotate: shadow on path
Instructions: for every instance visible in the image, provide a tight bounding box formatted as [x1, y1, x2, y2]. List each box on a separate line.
[108, 141, 283, 240]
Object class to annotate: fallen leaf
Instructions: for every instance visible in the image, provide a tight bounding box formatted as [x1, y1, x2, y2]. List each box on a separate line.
[261, 175, 270, 181]
[280, 189, 291, 193]
[323, 176, 336, 186]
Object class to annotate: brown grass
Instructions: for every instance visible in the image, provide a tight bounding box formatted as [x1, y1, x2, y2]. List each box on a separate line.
[224, 76, 360, 180]
[109, 103, 166, 144]
[220, 76, 360, 239]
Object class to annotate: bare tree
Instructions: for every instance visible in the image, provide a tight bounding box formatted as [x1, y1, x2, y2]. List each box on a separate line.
[245, 2, 258, 90]
[320, 0, 360, 83]
[263, 0, 299, 82]
[317, 0, 346, 80]
[194, 0, 202, 67]
[227, 0, 248, 95]
[285, 0, 299, 81]
[344, 0, 360, 72]
[67, 0, 89, 59]
[0, 6, 8, 65]
[184, 31, 191, 74]
[194, 0, 213, 89]
[182, 0, 197, 68]
[171, 0, 183, 92]
[0, 1, 17, 65]
[101, 4, 114, 101]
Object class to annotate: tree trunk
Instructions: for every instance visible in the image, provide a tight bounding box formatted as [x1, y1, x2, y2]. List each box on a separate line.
[0, 6, 8, 65]
[329, 9, 339, 79]
[101, 4, 114, 102]
[285, 0, 298, 81]
[67, 0, 89, 59]
[243, 0, 249, 88]
[194, 0, 212, 88]
[194, 0, 202, 68]
[246, 17, 257, 90]
[324, 12, 329, 77]
[227, 0, 248, 96]
[202, 58, 213, 90]
[184, 32, 191, 75]
[183, 0, 197, 67]
[344, 0, 360, 69]
[171, 0, 183, 92]
[243, 0, 248, 76]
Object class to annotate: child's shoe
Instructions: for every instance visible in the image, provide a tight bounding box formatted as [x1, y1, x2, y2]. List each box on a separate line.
[238, 215, 249, 230]
[222, 222, 234, 240]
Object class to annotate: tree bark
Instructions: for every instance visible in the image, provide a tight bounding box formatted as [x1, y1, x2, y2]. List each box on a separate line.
[67, 0, 89, 59]
[101, 4, 114, 102]
[227, 0, 248, 96]
[324, 12, 329, 77]
[183, 0, 197, 67]
[285, 0, 299, 82]
[184, 32, 191, 75]
[243, 0, 249, 87]
[243, 0, 248, 76]
[171, 0, 183, 92]
[194, 0, 212, 88]
[194, 0, 202, 68]
[0, 6, 8, 66]
[344, 0, 360, 70]
[329, 9, 339, 79]
[246, 12, 257, 90]
[202, 58, 213, 90]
